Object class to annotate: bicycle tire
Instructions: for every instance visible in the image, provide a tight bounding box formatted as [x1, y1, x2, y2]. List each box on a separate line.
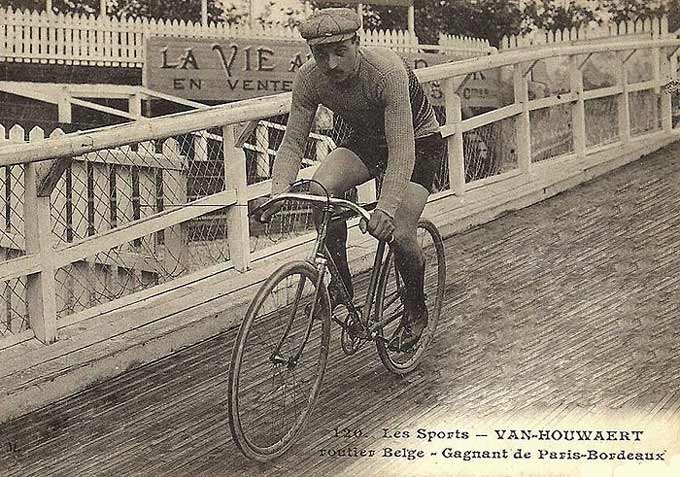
[375, 219, 446, 374]
[228, 260, 331, 462]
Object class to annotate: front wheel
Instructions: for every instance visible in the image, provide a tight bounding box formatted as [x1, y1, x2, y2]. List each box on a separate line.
[375, 219, 446, 374]
[228, 260, 331, 462]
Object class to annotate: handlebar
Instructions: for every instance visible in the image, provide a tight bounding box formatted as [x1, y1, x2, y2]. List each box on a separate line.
[251, 192, 373, 223]
[252, 192, 395, 243]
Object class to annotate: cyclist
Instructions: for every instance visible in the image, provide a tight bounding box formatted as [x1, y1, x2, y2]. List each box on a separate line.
[263, 8, 445, 351]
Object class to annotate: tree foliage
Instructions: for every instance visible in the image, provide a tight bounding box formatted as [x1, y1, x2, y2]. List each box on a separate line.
[310, 0, 526, 46]
[522, 0, 599, 32]
[0, 0, 239, 23]
[603, 0, 664, 23]
[257, 0, 306, 28]
[1, 0, 45, 11]
[603, 0, 680, 31]
[310, 0, 680, 46]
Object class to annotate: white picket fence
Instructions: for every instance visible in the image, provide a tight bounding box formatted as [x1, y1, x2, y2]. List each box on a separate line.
[438, 33, 494, 56]
[2, 7, 673, 67]
[0, 7, 498, 67]
[502, 16, 672, 49]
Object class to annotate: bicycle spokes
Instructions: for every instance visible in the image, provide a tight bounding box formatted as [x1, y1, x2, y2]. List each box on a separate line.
[228, 262, 330, 461]
[375, 219, 446, 374]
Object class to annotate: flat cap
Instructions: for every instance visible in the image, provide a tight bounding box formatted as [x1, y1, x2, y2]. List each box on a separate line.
[299, 8, 361, 46]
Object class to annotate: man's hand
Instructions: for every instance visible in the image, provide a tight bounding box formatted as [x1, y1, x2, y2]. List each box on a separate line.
[367, 209, 394, 242]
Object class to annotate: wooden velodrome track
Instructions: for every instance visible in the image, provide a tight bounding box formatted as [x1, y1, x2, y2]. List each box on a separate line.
[1, 142, 680, 476]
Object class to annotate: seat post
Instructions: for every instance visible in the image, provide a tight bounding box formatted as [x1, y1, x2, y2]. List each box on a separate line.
[312, 205, 333, 260]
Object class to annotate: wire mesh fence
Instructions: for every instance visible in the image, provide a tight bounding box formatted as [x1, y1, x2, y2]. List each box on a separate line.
[0, 161, 28, 337]
[585, 96, 620, 148]
[464, 116, 518, 182]
[581, 52, 618, 91]
[0, 249, 28, 338]
[1, 165, 26, 252]
[239, 113, 342, 187]
[248, 183, 318, 255]
[39, 111, 351, 317]
[626, 49, 655, 84]
[531, 104, 573, 162]
[630, 90, 661, 137]
[47, 130, 232, 318]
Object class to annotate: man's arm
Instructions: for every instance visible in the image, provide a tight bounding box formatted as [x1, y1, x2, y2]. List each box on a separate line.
[271, 75, 318, 196]
[376, 66, 416, 219]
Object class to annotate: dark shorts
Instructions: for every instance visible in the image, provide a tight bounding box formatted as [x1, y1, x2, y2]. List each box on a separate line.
[338, 132, 446, 193]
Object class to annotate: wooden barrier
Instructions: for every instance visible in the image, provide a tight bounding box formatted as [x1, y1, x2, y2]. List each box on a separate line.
[0, 36, 678, 345]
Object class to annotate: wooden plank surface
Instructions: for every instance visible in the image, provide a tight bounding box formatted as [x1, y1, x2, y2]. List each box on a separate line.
[1, 142, 680, 476]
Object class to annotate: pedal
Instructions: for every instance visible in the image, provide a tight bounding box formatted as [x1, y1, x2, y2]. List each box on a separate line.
[340, 311, 365, 355]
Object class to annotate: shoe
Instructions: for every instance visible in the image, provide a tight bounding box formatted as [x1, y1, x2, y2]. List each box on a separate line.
[328, 281, 353, 312]
[328, 286, 343, 311]
[388, 301, 428, 352]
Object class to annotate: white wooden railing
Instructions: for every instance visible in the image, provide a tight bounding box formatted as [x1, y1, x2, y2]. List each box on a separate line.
[0, 34, 679, 347]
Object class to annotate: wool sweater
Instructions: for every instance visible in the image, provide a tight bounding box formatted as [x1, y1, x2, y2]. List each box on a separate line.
[271, 47, 440, 217]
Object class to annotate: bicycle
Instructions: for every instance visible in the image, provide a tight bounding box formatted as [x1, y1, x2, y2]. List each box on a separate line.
[227, 180, 446, 462]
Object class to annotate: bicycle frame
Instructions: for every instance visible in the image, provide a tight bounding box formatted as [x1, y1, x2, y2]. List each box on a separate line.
[255, 192, 403, 365]
[311, 204, 400, 340]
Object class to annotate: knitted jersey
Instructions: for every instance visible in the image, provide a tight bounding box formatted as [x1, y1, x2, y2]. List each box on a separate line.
[271, 46, 440, 217]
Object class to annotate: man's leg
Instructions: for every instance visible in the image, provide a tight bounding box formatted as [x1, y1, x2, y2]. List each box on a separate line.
[390, 182, 430, 350]
[309, 148, 371, 308]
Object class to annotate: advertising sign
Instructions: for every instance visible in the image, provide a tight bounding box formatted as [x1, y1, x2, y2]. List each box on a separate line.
[403, 52, 499, 109]
[145, 37, 499, 108]
[146, 37, 309, 101]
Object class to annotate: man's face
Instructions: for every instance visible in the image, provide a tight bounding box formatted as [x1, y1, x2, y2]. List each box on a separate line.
[310, 38, 359, 84]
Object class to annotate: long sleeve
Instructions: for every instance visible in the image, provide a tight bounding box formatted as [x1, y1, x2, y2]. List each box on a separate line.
[375, 67, 415, 218]
[271, 73, 317, 196]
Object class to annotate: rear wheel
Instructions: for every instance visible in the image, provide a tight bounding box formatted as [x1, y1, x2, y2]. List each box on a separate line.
[375, 219, 446, 374]
[228, 260, 331, 462]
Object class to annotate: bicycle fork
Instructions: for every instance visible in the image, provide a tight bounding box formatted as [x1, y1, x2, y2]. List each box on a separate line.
[269, 256, 329, 370]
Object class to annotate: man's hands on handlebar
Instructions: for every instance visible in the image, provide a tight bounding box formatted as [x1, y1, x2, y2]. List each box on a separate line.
[250, 196, 281, 223]
[367, 209, 394, 242]
[252, 192, 394, 243]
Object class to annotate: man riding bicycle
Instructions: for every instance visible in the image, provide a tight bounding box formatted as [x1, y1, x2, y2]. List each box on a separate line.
[264, 8, 445, 352]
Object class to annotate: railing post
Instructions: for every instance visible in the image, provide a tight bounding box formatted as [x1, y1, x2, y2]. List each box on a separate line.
[513, 63, 532, 175]
[661, 46, 677, 133]
[617, 51, 631, 144]
[223, 124, 251, 272]
[128, 93, 143, 119]
[24, 164, 58, 344]
[58, 88, 72, 124]
[569, 55, 587, 158]
[315, 136, 330, 162]
[660, 49, 673, 133]
[443, 78, 466, 196]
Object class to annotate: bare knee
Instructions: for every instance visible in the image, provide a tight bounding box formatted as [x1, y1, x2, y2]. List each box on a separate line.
[309, 179, 332, 197]
[309, 167, 344, 197]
